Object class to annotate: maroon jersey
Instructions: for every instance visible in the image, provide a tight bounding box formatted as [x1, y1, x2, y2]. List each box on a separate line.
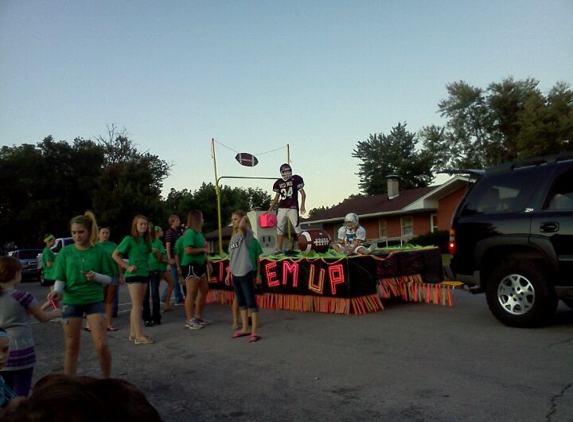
[272, 174, 304, 209]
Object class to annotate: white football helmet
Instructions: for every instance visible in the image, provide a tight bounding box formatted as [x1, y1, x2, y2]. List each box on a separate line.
[344, 213, 359, 229]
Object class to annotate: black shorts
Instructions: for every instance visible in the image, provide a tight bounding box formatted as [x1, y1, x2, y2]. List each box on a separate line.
[182, 263, 206, 281]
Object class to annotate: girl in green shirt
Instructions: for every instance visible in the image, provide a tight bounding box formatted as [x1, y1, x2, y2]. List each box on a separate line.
[49, 211, 114, 378]
[40, 234, 56, 287]
[182, 210, 211, 330]
[112, 215, 154, 345]
[95, 226, 122, 332]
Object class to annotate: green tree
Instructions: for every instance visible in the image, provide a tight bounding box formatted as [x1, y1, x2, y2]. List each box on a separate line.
[0, 137, 105, 247]
[166, 183, 271, 234]
[92, 132, 170, 238]
[353, 123, 434, 195]
[422, 77, 573, 171]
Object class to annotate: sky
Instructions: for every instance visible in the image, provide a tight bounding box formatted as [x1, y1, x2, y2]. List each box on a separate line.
[1, 0, 572, 214]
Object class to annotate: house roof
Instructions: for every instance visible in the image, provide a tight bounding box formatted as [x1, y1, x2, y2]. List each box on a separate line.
[306, 176, 471, 224]
[205, 224, 233, 240]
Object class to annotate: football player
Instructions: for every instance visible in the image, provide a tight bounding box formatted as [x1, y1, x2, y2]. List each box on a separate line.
[332, 213, 376, 255]
[266, 163, 306, 254]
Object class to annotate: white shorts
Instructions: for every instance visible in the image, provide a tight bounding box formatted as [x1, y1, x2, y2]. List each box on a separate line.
[276, 208, 301, 235]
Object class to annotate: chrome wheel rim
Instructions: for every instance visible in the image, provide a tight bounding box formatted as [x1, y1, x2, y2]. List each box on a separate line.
[497, 273, 535, 315]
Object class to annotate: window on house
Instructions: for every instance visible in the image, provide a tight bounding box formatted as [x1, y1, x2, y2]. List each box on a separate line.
[378, 219, 387, 238]
[401, 216, 413, 237]
[431, 213, 438, 232]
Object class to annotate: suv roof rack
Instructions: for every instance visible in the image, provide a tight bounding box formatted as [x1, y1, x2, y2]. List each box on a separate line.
[486, 151, 573, 174]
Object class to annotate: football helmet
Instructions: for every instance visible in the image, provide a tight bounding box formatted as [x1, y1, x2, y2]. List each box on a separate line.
[280, 163, 292, 181]
[344, 213, 359, 229]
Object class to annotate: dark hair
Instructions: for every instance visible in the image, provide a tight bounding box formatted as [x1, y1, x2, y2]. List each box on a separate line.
[3, 374, 163, 422]
[186, 210, 203, 232]
[0, 256, 22, 286]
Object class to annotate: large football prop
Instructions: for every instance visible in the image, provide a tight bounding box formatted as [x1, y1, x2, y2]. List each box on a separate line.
[298, 229, 331, 253]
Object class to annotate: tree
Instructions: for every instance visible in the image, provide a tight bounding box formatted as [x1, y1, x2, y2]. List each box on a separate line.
[92, 130, 171, 238]
[352, 123, 434, 195]
[0, 137, 105, 247]
[165, 184, 271, 234]
[421, 77, 573, 171]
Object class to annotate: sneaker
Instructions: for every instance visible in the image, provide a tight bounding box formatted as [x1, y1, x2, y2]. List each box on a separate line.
[274, 250, 283, 255]
[184, 319, 203, 330]
[197, 318, 211, 326]
[174, 301, 186, 306]
[367, 243, 378, 254]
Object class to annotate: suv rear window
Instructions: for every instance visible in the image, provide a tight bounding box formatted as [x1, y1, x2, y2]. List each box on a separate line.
[460, 169, 541, 216]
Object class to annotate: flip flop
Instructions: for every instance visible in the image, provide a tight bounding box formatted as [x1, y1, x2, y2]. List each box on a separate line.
[248, 334, 261, 343]
[107, 326, 118, 332]
[231, 331, 251, 339]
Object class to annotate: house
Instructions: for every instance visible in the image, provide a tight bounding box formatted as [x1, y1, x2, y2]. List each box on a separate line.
[303, 176, 472, 247]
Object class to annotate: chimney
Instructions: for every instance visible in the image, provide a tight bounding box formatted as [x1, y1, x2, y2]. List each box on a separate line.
[387, 175, 399, 199]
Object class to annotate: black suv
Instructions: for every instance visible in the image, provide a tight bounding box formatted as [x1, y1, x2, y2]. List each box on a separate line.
[445, 152, 573, 327]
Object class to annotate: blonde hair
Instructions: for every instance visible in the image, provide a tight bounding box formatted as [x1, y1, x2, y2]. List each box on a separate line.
[231, 210, 247, 235]
[70, 211, 99, 245]
[0, 256, 22, 288]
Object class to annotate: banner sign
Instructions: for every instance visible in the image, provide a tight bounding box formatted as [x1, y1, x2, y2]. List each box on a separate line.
[206, 247, 450, 314]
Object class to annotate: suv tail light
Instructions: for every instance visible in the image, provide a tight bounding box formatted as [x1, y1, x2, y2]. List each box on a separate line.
[448, 229, 456, 255]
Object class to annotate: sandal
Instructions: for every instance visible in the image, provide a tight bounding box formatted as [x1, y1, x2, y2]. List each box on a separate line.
[134, 336, 155, 345]
[231, 331, 251, 339]
[107, 326, 118, 332]
[83, 327, 91, 332]
[248, 334, 261, 343]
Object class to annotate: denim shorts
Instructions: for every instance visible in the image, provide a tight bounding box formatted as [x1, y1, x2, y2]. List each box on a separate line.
[108, 275, 119, 287]
[62, 301, 105, 319]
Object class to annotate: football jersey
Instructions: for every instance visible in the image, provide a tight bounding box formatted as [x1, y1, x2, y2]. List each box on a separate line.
[337, 226, 367, 244]
[272, 174, 304, 209]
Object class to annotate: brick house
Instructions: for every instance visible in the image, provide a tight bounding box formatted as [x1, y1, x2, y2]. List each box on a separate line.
[303, 176, 471, 247]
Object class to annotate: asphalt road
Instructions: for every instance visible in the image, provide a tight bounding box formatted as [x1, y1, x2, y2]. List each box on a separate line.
[20, 280, 573, 422]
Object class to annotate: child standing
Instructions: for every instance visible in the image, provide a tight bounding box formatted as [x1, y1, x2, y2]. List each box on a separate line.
[112, 215, 154, 345]
[48, 211, 115, 378]
[0, 329, 25, 416]
[0, 257, 61, 397]
[226, 211, 262, 342]
[142, 225, 168, 327]
[182, 210, 211, 330]
[95, 226, 123, 331]
[40, 234, 56, 287]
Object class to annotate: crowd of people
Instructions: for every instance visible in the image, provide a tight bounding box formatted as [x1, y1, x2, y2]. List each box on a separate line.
[0, 163, 379, 419]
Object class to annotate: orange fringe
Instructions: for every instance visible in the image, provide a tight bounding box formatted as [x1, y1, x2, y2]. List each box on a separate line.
[205, 290, 384, 315]
[377, 275, 454, 306]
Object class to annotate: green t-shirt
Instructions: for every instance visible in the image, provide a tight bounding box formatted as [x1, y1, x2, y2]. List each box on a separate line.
[181, 229, 206, 266]
[149, 238, 167, 272]
[51, 244, 115, 305]
[116, 235, 151, 278]
[42, 246, 56, 280]
[174, 236, 184, 261]
[95, 241, 119, 276]
[249, 237, 263, 272]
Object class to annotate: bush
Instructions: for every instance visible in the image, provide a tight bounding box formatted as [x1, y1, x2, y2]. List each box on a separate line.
[408, 229, 449, 253]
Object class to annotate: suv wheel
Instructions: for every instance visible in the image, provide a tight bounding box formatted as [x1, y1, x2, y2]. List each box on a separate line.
[486, 261, 557, 328]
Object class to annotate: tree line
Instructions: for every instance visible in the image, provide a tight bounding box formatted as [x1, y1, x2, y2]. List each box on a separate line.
[354, 77, 572, 196]
[0, 126, 271, 248]
[2, 77, 572, 247]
